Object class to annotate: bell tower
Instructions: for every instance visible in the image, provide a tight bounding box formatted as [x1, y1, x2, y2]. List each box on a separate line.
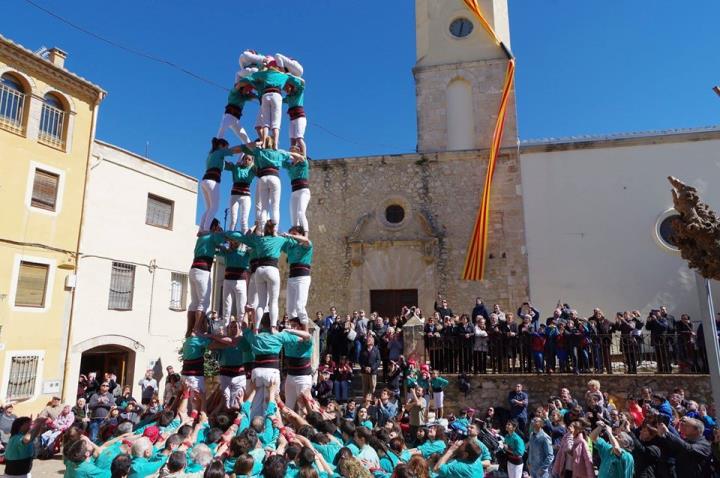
[414, 0, 517, 152]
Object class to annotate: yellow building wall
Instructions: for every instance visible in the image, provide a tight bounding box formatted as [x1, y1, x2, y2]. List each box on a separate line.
[0, 48, 100, 414]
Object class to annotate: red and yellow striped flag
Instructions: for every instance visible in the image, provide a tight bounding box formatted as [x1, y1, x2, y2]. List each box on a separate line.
[460, 0, 516, 281]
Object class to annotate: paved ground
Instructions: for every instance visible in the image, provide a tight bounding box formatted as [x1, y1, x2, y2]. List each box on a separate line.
[25, 456, 65, 478]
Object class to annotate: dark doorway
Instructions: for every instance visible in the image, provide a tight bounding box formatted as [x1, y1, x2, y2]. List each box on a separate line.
[370, 289, 419, 319]
[80, 345, 134, 388]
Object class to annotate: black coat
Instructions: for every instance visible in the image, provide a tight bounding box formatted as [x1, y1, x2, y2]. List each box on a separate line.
[659, 433, 711, 478]
[359, 346, 381, 374]
[631, 433, 660, 478]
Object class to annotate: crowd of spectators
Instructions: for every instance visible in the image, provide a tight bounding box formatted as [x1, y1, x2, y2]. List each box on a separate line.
[1, 296, 719, 478]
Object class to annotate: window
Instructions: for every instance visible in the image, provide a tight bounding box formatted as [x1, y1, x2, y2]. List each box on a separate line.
[449, 17, 474, 38]
[146, 194, 174, 229]
[170, 272, 188, 311]
[108, 262, 136, 310]
[658, 214, 681, 249]
[30, 169, 59, 211]
[6, 355, 40, 400]
[38, 93, 66, 148]
[15, 261, 49, 308]
[0, 73, 26, 133]
[385, 205, 405, 224]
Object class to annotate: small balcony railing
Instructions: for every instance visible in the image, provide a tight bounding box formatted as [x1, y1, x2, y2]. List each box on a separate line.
[0, 83, 25, 134]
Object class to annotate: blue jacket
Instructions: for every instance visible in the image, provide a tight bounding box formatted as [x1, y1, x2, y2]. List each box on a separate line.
[528, 430, 553, 471]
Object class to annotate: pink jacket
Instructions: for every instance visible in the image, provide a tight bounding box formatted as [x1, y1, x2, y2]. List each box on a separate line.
[551, 432, 594, 478]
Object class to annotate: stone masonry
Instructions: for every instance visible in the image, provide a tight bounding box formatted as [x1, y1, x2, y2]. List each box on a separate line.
[307, 147, 528, 317]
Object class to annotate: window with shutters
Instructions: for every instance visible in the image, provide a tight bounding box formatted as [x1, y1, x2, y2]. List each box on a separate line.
[169, 272, 188, 311]
[146, 194, 174, 229]
[15, 261, 49, 308]
[6, 354, 40, 400]
[31, 169, 59, 211]
[108, 262, 135, 310]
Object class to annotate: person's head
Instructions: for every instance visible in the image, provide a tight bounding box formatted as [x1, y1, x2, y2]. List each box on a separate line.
[415, 426, 427, 442]
[261, 455, 288, 478]
[505, 420, 518, 435]
[639, 423, 657, 442]
[354, 426, 372, 446]
[166, 450, 187, 473]
[569, 421, 584, 438]
[514, 383, 523, 393]
[166, 365, 174, 375]
[65, 439, 92, 464]
[203, 459, 225, 478]
[50, 396, 61, 406]
[110, 454, 132, 478]
[357, 407, 368, 421]
[680, 417, 704, 440]
[2, 404, 14, 416]
[264, 219, 277, 236]
[100, 382, 111, 393]
[531, 417, 545, 432]
[407, 455, 430, 478]
[234, 454, 254, 475]
[131, 437, 154, 458]
[250, 415, 265, 433]
[366, 336, 375, 348]
[210, 137, 229, 152]
[10, 416, 32, 436]
[587, 380, 600, 392]
[189, 444, 213, 469]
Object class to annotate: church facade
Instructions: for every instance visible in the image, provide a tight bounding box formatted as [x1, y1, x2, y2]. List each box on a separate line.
[308, 0, 720, 321]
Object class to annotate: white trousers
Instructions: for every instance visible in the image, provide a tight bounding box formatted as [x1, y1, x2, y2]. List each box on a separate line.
[284, 374, 313, 411]
[219, 374, 246, 409]
[433, 391, 444, 409]
[507, 462, 524, 478]
[259, 92, 282, 130]
[189, 268, 211, 312]
[275, 53, 304, 77]
[222, 278, 247, 323]
[229, 195, 252, 232]
[247, 273, 259, 310]
[256, 175, 281, 230]
[286, 275, 311, 324]
[200, 179, 220, 231]
[255, 266, 280, 329]
[289, 117, 307, 140]
[217, 114, 250, 143]
[250, 367, 280, 419]
[290, 188, 310, 232]
[182, 375, 205, 394]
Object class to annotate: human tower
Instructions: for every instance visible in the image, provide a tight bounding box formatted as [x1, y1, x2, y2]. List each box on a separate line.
[182, 50, 315, 418]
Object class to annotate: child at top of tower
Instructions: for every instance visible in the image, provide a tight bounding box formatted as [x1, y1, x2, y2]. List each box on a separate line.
[236, 49, 266, 83]
[274, 53, 304, 77]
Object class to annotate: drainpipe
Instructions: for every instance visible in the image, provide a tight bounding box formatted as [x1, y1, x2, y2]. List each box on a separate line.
[60, 91, 105, 403]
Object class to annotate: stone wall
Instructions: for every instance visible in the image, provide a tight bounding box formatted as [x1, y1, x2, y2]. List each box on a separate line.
[308, 147, 528, 318]
[441, 374, 712, 414]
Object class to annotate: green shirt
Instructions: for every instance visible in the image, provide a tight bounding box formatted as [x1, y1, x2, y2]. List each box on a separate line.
[282, 239, 313, 266]
[471, 438, 492, 462]
[193, 232, 225, 258]
[430, 377, 449, 390]
[244, 329, 300, 356]
[284, 335, 313, 359]
[282, 157, 309, 181]
[238, 334, 255, 365]
[4, 434, 33, 460]
[182, 336, 210, 360]
[240, 145, 290, 170]
[245, 70, 289, 95]
[206, 148, 234, 171]
[504, 432, 525, 456]
[224, 161, 256, 184]
[66, 460, 112, 478]
[128, 455, 168, 478]
[418, 439, 447, 458]
[94, 441, 124, 469]
[222, 247, 250, 269]
[595, 437, 634, 478]
[438, 459, 484, 478]
[219, 344, 245, 367]
[227, 88, 256, 108]
[312, 441, 342, 465]
[283, 75, 305, 108]
[227, 232, 291, 260]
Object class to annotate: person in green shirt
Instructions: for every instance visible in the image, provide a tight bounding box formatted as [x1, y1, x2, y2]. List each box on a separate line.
[430, 370, 449, 419]
[503, 420, 526, 478]
[283, 75, 307, 155]
[282, 228, 313, 326]
[209, 320, 247, 410]
[127, 437, 169, 478]
[224, 154, 256, 233]
[283, 153, 310, 233]
[434, 439, 484, 478]
[219, 241, 250, 326]
[409, 425, 447, 458]
[282, 316, 314, 411]
[199, 137, 243, 233]
[63, 437, 111, 478]
[187, 219, 225, 338]
[227, 221, 295, 331]
[590, 422, 634, 478]
[241, 61, 289, 148]
[217, 81, 255, 143]
[4, 416, 46, 477]
[180, 325, 212, 410]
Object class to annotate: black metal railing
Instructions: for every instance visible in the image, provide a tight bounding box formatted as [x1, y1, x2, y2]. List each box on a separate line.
[423, 333, 709, 375]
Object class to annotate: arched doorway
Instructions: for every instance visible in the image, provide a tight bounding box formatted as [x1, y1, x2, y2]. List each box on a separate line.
[80, 345, 135, 388]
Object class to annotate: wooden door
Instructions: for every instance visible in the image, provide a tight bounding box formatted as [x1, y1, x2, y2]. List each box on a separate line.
[369, 289, 418, 319]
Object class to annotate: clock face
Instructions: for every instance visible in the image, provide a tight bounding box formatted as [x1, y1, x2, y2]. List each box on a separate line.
[449, 17, 474, 38]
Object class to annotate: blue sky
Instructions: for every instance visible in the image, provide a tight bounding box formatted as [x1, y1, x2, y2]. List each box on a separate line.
[4, 0, 719, 227]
